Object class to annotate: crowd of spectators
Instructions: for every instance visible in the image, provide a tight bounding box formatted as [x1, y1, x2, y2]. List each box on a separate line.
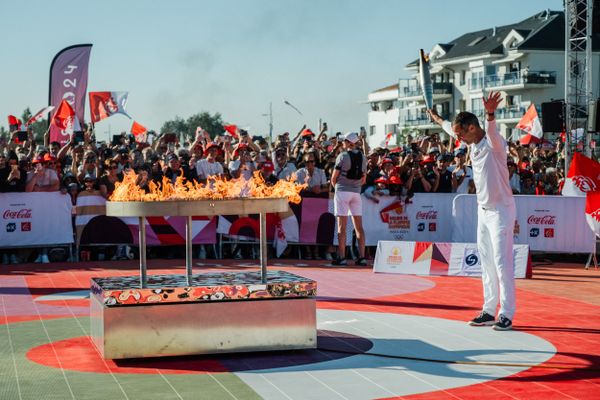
[0, 122, 568, 263]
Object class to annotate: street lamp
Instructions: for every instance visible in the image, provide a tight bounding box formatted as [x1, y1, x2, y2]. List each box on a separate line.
[261, 102, 273, 143]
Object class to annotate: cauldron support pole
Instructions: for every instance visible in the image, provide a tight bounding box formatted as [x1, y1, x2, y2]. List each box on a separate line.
[186, 215, 193, 285]
[139, 216, 147, 288]
[259, 212, 268, 283]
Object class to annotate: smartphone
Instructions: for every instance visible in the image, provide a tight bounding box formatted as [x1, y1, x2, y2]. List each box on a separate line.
[111, 135, 122, 146]
[74, 131, 84, 144]
[163, 133, 177, 143]
[16, 131, 28, 143]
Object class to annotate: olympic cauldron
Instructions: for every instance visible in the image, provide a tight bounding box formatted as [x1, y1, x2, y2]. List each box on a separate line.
[90, 172, 317, 359]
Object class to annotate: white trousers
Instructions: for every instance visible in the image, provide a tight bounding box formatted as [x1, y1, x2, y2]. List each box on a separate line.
[477, 203, 516, 320]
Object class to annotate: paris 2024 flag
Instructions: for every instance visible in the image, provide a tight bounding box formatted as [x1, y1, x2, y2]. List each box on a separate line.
[516, 104, 543, 140]
[585, 192, 600, 236]
[89, 92, 131, 123]
[562, 152, 600, 196]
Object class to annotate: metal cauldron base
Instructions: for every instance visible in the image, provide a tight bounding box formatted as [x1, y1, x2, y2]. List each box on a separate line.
[90, 270, 317, 359]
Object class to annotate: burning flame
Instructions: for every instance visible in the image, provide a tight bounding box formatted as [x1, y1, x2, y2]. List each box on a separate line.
[110, 170, 306, 204]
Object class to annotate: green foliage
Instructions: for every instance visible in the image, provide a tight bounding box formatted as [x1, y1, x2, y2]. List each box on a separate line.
[160, 112, 224, 141]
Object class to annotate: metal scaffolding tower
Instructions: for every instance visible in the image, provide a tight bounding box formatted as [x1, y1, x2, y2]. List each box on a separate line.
[565, 0, 594, 171]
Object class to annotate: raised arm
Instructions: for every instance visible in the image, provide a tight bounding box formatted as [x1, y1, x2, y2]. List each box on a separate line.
[427, 109, 456, 139]
[482, 91, 505, 150]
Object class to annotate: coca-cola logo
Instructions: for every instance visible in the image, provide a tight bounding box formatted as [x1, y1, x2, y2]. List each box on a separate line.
[3, 209, 32, 219]
[573, 175, 597, 192]
[527, 215, 556, 225]
[416, 210, 438, 220]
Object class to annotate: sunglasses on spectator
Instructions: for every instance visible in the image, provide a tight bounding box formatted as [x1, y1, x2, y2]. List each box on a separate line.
[305, 159, 315, 163]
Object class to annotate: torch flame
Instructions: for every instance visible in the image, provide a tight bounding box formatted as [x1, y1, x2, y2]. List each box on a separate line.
[110, 170, 307, 204]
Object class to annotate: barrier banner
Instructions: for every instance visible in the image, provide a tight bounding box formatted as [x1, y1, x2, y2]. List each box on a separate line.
[373, 240, 531, 278]
[0, 192, 73, 247]
[362, 193, 455, 245]
[452, 194, 594, 253]
[75, 194, 217, 245]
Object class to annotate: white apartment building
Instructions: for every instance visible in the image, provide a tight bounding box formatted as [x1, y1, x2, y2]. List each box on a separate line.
[367, 10, 600, 148]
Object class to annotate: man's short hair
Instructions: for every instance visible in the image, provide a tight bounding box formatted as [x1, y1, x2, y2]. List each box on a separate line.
[453, 112, 480, 129]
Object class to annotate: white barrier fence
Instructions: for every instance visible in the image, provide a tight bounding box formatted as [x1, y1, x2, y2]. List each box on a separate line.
[0, 192, 73, 247]
[0, 192, 594, 254]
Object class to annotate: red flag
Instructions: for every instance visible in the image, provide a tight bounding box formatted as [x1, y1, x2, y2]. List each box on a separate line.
[519, 133, 542, 145]
[130, 121, 148, 143]
[562, 152, 600, 196]
[516, 104, 543, 139]
[8, 115, 19, 126]
[89, 91, 131, 123]
[27, 106, 55, 126]
[585, 192, 600, 236]
[223, 124, 239, 138]
[51, 99, 78, 134]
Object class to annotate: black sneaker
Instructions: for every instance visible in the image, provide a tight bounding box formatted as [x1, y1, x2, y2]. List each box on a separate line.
[355, 257, 368, 266]
[468, 311, 496, 326]
[331, 257, 347, 266]
[493, 314, 513, 331]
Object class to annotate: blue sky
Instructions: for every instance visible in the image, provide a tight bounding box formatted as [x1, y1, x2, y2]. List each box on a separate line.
[0, 0, 562, 140]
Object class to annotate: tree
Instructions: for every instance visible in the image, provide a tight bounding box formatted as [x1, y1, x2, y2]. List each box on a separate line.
[160, 112, 224, 141]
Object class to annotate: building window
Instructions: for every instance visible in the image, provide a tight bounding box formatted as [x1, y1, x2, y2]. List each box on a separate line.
[385, 124, 398, 135]
[369, 126, 376, 136]
[471, 98, 484, 116]
[460, 70, 466, 85]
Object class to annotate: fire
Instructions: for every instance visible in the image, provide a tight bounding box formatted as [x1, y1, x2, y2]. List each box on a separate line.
[110, 170, 306, 204]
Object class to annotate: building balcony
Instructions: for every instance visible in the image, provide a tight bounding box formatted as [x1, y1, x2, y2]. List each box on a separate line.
[470, 71, 557, 91]
[401, 112, 450, 128]
[398, 82, 453, 99]
[496, 106, 526, 121]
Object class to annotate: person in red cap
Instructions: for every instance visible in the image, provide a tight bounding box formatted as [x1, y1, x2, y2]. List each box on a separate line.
[26, 155, 59, 192]
[229, 143, 255, 180]
[259, 160, 278, 185]
[379, 157, 395, 179]
[406, 157, 433, 193]
[364, 176, 390, 204]
[196, 142, 224, 182]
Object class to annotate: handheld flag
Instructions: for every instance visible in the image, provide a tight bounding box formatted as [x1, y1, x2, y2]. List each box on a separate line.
[516, 104, 543, 139]
[130, 121, 148, 143]
[223, 124, 240, 139]
[7, 115, 23, 131]
[52, 99, 80, 134]
[27, 106, 55, 126]
[585, 191, 600, 236]
[89, 91, 131, 123]
[562, 152, 600, 196]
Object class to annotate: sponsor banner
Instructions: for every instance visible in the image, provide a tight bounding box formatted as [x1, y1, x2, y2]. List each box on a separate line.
[0, 192, 73, 247]
[373, 241, 530, 278]
[49, 44, 92, 145]
[362, 193, 454, 245]
[452, 194, 594, 253]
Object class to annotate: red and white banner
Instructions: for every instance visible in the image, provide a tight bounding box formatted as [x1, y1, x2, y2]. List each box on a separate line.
[562, 152, 600, 196]
[52, 99, 80, 134]
[585, 192, 600, 236]
[517, 104, 543, 139]
[49, 44, 92, 145]
[361, 193, 455, 245]
[452, 194, 594, 253]
[0, 193, 73, 247]
[374, 241, 531, 278]
[89, 91, 131, 123]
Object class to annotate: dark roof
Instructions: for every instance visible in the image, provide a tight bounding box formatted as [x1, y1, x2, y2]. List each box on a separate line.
[372, 83, 399, 93]
[406, 10, 600, 67]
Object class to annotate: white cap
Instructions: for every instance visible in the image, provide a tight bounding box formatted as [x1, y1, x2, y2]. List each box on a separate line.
[344, 131, 359, 144]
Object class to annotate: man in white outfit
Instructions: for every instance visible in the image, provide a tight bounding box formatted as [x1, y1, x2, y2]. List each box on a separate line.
[429, 91, 516, 331]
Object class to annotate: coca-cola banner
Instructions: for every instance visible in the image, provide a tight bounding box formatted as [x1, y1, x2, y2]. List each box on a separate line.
[452, 194, 594, 253]
[362, 193, 455, 245]
[49, 44, 93, 145]
[0, 193, 73, 247]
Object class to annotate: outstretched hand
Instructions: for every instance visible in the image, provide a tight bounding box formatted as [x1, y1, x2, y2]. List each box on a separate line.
[483, 91, 502, 114]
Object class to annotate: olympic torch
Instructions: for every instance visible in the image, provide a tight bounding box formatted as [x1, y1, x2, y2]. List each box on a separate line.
[419, 49, 434, 111]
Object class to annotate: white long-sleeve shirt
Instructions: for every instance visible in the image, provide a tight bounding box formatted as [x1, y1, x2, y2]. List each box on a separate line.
[442, 119, 514, 208]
